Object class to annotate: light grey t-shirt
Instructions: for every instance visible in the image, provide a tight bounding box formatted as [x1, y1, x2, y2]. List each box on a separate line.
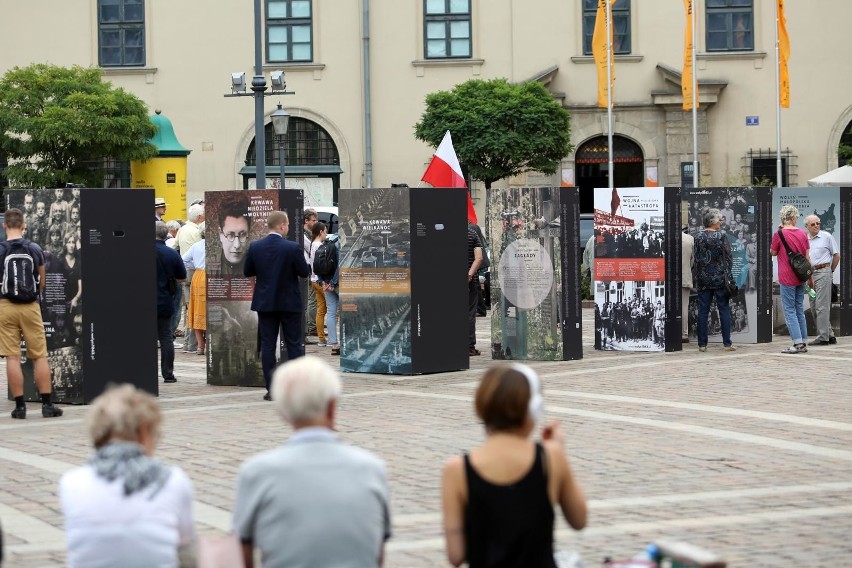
[233, 428, 391, 568]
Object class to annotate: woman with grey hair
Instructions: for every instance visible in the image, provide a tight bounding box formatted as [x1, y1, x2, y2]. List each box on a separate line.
[693, 208, 736, 352]
[770, 204, 811, 353]
[59, 384, 196, 567]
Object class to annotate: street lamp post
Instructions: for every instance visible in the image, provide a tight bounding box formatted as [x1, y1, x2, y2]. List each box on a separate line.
[224, 0, 293, 190]
[270, 104, 290, 190]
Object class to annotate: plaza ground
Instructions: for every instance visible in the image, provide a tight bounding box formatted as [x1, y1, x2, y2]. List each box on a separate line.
[1, 310, 851, 567]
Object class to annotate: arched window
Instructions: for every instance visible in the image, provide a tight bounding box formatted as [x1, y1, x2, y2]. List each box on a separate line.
[246, 117, 339, 169]
[840, 120, 852, 166]
[575, 135, 643, 164]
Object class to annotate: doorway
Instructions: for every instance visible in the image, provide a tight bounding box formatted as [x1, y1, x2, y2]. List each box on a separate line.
[575, 135, 645, 212]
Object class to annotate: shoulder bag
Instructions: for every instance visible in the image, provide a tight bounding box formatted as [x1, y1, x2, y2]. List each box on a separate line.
[777, 229, 813, 282]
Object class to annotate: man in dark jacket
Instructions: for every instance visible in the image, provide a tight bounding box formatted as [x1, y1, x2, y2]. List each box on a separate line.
[155, 221, 186, 383]
[244, 211, 310, 400]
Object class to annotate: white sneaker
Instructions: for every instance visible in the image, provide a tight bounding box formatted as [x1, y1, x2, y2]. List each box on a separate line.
[173, 342, 184, 349]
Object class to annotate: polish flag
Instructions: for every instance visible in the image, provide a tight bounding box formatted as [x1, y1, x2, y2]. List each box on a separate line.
[421, 130, 477, 223]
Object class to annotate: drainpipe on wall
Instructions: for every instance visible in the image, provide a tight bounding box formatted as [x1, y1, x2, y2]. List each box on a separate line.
[362, 0, 373, 188]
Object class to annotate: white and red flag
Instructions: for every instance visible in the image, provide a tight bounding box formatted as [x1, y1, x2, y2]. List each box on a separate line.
[421, 130, 477, 223]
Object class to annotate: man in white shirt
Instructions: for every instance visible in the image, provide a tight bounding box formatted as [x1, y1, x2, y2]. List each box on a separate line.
[805, 215, 840, 345]
[233, 356, 391, 567]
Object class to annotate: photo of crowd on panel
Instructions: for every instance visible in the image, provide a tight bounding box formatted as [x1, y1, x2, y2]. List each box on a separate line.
[6, 188, 84, 402]
[593, 187, 668, 352]
[685, 187, 772, 344]
[487, 187, 579, 361]
[205, 190, 304, 387]
[339, 187, 414, 374]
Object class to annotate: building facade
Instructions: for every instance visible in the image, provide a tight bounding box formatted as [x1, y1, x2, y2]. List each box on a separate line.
[1, 0, 850, 217]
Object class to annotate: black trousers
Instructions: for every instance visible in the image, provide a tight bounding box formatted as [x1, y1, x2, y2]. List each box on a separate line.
[468, 278, 479, 347]
[258, 310, 303, 392]
[157, 315, 175, 380]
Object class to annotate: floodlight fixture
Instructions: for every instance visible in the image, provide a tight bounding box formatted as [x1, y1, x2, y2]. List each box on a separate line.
[270, 70, 286, 92]
[231, 72, 246, 93]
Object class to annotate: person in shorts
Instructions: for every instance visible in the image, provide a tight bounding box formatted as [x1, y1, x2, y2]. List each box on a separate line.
[0, 208, 63, 419]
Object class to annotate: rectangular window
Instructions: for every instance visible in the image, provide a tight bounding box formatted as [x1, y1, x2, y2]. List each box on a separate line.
[706, 0, 753, 52]
[424, 0, 471, 59]
[752, 158, 787, 187]
[267, 0, 313, 62]
[98, 0, 145, 66]
[582, 0, 631, 56]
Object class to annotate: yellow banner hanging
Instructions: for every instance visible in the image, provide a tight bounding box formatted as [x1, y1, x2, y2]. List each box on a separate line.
[778, 0, 790, 108]
[682, 0, 698, 110]
[592, 0, 616, 108]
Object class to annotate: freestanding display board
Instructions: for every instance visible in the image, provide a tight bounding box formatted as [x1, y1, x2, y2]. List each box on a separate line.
[486, 186, 583, 361]
[6, 188, 156, 403]
[685, 186, 773, 343]
[205, 189, 304, 387]
[338, 187, 468, 374]
[772, 187, 852, 336]
[592, 187, 682, 352]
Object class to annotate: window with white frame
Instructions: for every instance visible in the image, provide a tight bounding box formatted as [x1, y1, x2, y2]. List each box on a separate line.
[267, 0, 312, 62]
[582, 0, 631, 56]
[706, 0, 753, 51]
[98, 0, 145, 66]
[424, 0, 471, 59]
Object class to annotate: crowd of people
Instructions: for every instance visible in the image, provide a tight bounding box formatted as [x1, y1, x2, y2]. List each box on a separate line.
[48, 356, 586, 567]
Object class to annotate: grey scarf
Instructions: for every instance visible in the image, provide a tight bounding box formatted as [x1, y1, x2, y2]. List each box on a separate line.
[89, 441, 172, 498]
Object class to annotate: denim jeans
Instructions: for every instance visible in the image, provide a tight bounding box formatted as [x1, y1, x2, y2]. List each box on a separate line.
[697, 288, 732, 347]
[780, 283, 807, 344]
[324, 288, 339, 345]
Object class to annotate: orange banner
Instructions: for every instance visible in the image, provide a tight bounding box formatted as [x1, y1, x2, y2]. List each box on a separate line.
[592, 0, 616, 108]
[682, 0, 698, 110]
[778, 0, 790, 108]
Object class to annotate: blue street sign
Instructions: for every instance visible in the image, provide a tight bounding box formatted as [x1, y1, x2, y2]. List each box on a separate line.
[746, 116, 759, 126]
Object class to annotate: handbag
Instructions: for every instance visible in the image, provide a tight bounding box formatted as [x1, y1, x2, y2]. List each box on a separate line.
[725, 273, 739, 297]
[776, 229, 813, 282]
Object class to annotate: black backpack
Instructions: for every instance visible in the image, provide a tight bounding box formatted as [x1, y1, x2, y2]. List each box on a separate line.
[0, 240, 40, 303]
[312, 237, 338, 280]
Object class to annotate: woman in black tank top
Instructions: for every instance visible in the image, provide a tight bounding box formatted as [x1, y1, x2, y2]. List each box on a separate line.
[442, 364, 587, 568]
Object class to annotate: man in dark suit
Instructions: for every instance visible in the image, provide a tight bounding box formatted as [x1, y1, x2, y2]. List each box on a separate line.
[244, 211, 310, 400]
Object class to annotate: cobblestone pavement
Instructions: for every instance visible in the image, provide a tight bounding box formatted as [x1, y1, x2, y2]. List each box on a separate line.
[2, 311, 851, 567]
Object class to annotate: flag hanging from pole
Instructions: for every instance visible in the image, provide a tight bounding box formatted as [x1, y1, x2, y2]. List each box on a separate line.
[592, 0, 616, 108]
[421, 130, 477, 223]
[610, 187, 621, 218]
[682, 0, 699, 110]
[777, 0, 790, 108]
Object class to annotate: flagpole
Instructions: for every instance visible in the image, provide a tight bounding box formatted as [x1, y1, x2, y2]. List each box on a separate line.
[691, 1, 699, 188]
[774, 0, 783, 186]
[606, 0, 614, 192]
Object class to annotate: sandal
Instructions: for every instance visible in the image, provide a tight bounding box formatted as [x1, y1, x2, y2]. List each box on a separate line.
[781, 346, 800, 354]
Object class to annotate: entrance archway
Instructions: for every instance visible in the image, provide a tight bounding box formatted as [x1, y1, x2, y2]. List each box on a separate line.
[241, 117, 342, 204]
[575, 135, 644, 212]
[839, 120, 852, 167]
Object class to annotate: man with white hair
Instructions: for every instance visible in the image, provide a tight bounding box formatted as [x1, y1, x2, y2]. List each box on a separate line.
[233, 356, 391, 568]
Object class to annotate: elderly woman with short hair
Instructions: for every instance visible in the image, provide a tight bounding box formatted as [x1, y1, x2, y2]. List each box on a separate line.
[59, 384, 196, 567]
[694, 208, 736, 352]
[770, 204, 811, 353]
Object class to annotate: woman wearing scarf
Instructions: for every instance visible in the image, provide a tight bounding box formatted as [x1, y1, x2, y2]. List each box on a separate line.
[59, 384, 196, 567]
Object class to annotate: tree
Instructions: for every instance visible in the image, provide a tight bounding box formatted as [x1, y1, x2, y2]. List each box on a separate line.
[0, 64, 158, 188]
[414, 78, 572, 189]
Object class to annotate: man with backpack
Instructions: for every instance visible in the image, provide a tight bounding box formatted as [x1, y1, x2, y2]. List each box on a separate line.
[0, 208, 63, 419]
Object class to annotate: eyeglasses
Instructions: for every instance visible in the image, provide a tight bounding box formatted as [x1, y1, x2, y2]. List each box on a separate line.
[809, 222, 821, 226]
[221, 230, 249, 243]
